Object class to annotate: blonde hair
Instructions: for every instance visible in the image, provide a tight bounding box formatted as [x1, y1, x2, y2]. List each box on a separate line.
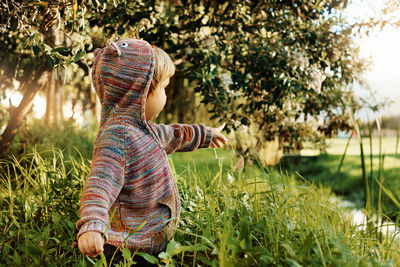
[150, 45, 175, 94]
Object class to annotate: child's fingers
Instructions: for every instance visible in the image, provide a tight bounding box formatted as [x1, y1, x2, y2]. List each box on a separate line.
[213, 139, 222, 148]
[85, 238, 96, 257]
[93, 235, 104, 256]
[210, 136, 227, 148]
[78, 236, 97, 257]
[219, 136, 227, 144]
[78, 238, 84, 255]
[80, 237, 89, 256]
[216, 133, 228, 143]
[216, 137, 227, 145]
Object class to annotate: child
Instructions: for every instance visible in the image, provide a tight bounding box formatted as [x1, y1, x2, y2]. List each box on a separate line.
[76, 39, 227, 265]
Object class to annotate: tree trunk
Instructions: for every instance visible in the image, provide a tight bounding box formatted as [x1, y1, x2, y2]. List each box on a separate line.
[44, 75, 52, 125]
[0, 68, 49, 156]
[52, 74, 58, 125]
[58, 78, 64, 122]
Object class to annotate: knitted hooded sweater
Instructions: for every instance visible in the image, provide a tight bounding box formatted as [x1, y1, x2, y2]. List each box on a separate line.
[76, 39, 213, 254]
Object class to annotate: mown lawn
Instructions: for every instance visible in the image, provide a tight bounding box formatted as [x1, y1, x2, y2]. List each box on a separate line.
[301, 136, 399, 156]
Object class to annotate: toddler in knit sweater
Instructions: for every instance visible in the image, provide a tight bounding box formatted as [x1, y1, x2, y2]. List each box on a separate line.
[76, 39, 227, 265]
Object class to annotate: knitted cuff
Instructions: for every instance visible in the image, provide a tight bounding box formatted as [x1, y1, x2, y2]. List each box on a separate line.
[77, 219, 107, 240]
[200, 125, 213, 148]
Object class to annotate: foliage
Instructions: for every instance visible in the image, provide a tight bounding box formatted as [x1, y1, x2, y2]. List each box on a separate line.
[360, 115, 400, 132]
[0, 149, 89, 266]
[2, 0, 397, 156]
[178, 1, 363, 150]
[7, 118, 96, 160]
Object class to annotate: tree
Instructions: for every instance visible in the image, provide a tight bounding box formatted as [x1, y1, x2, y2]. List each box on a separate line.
[1, 0, 396, 158]
[0, 0, 88, 155]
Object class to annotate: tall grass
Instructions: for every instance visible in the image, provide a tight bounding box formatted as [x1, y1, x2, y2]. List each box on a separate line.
[0, 148, 399, 266]
[0, 149, 90, 266]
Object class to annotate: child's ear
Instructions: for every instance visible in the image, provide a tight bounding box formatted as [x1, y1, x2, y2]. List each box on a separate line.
[108, 41, 121, 57]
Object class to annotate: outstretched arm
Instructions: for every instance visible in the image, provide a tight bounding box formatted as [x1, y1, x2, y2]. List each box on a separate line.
[149, 122, 227, 154]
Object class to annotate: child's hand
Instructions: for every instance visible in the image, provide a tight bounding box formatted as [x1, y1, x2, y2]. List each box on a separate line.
[210, 123, 228, 148]
[78, 231, 105, 257]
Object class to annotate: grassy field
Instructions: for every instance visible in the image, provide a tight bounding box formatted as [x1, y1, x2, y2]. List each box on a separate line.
[0, 146, 399, 266]
[282, 137, 400, 216]
[1, 124, 400, 266]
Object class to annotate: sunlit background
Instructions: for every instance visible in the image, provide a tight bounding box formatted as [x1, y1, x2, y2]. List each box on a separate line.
[0, 86, 86, 125]
[1, 0, 399, 123]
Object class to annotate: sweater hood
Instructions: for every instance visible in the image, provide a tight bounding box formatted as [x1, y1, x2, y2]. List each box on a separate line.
[92, 39, 154, 127]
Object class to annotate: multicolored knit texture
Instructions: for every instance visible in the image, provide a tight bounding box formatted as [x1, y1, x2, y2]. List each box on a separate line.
[76, 39, 213, 254]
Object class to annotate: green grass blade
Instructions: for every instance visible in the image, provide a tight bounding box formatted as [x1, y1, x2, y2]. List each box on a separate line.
[337, 133, 352, 174]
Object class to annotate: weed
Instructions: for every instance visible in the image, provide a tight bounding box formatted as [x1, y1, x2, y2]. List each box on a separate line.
[0, 147, 398, 266]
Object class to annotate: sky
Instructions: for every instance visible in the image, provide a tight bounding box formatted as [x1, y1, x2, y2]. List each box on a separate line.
[342, 0, 400, 117]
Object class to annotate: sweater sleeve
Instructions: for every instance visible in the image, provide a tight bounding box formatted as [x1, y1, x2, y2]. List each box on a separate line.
[149, 122, 213, 154]
[76, 127, 125, 239]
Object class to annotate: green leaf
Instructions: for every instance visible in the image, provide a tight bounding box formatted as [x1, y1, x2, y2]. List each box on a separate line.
[99, 253, 107, 265]
[122, 248, 131, 259]
[136, 252, 158, 264]
[66, 219, 75, 229]
[26, 244, 41, 259]
[297, 233, 314, 258]
[158, 251, 168, 259]
[33, 46, 40, 56]
[51, 47, 70, 53]
[69, 50, 86, 63]
[287, 258, 302, 267]
[13, 251, 21, 265]
[375, 178, 400, 208]
[2, 243, 10, 257]
[166, 239, 181, 255]
[46, 55, 54, 68]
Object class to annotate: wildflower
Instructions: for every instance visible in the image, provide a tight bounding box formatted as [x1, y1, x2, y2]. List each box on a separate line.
[217, 73, 233, 90]
[291, 51, 309, 72]
[217, 72, 241, 97]
[185, 47, 193, 55]
[308, 66, 326, 93]
[324, 66, 334, 78]
[232, 120, 241, 128]
[227, 173, 234, 183]
[242, 193, 250, 208]
[330, 48, 341, 62]
[202, 36, 216, 50]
